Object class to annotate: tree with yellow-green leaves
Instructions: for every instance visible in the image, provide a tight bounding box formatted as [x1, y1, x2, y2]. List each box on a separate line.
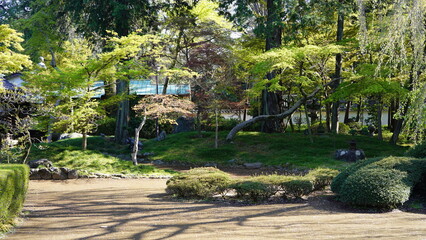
[0, 24, 31, 76]
[25, 32, 160, 150]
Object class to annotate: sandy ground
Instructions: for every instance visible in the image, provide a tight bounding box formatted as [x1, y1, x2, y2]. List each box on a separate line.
[4, 179, 426, 240]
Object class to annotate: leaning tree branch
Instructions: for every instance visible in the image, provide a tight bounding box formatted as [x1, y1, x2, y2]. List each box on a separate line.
[226, 85, 323, 142]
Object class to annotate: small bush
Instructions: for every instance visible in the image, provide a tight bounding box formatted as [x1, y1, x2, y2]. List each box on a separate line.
[406, 141, 426, 158]
[166, 168, 231, 199]
[231, 180, 276, 202]
[306, 168, 339, 190]
[338, 168, 411, 208]
[332, 156, 426, 209]
[281, 178, 314, 198]
[331, 157, 380, 194]
[249, 175, 293, 195]
[338, 123, 350, 134]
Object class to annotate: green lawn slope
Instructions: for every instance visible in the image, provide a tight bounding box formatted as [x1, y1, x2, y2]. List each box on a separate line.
[28, 137, 175, 176]
[143, 131, 408, 169]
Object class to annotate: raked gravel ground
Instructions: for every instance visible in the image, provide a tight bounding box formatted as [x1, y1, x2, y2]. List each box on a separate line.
[4, 179, 426, 240]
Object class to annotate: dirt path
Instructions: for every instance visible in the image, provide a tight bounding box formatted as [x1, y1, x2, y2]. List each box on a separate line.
[5, 179, 426, 240]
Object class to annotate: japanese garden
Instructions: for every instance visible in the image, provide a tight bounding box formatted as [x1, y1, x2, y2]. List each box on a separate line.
[0, 0, 425, 239]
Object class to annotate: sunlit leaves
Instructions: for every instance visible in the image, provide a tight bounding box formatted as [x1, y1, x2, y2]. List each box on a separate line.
[0, 24, 32, 75]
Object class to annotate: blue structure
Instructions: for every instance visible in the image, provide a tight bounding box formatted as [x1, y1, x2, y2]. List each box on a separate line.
[92, 80, 190, 98]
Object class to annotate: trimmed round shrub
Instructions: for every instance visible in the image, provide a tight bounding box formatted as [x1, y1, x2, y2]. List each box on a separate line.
[332, 156, 426, 209]
[281, 178, 314, 198]
[306, 168, 339, 190]
[338, 168, 411, 208]
[166, 168, 231, 199]
[331, 157, 380, 194]
[231, 181, 275, 202]
[250, 174, 294, 194]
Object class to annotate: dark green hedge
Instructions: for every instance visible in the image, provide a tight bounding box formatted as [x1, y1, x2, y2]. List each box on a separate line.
[331, 156, 426, 209]
[0, 164, 30, 232]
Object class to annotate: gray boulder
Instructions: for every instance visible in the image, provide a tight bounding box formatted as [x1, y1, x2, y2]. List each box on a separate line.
[173, 116, 195, 133]
[29, 169, 42, 180]
[67, 169, 79, 179]
[156, 131, 167, 141]
[244, 162, 263, 169]
[335, 149, 365, 162]
[51, 167, 67, 180]
[38, 168, 52, 180]
[59, 133, 83, 140]
[28, 159, 53, 168]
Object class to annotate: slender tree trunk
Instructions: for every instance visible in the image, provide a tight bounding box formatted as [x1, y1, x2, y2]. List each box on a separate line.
[215, 108, 219, 149]
[82, 132, 87, 150]
[344, 101, 351, 124]
[131, 115, 146, 165]
[115, 80, 130, 144]
[304, 103, 314, 143]
[331, 0, 345, 133]
[22, 130, 32, 164]
[377, 100, 383, 141]
[355, 99, 361, 122]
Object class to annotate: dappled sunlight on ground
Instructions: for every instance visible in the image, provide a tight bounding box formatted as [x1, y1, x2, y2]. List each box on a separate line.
[6, 179, 426, 240]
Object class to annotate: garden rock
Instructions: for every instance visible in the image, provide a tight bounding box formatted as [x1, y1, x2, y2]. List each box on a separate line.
[39, 168, 52, 180]
[244, 162, 263, 169]
[156, 131, 167, 141]
[51, 167, 67, 180]
[59, 132, 83, 140]
[67, 169, 79, 179]
[28, 159, 53, 168]
[29, 169, 42, 180]
[173, 116, 195, 133]
[152, 160, 165, 165]
[204, 163, 217, 168]
[335, 149, 365, 162]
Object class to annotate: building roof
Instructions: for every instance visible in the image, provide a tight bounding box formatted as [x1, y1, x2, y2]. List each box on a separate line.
[92, 80, 190, 98]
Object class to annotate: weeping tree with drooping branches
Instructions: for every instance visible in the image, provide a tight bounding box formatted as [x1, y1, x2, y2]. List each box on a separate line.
[356, 0, 426, 144]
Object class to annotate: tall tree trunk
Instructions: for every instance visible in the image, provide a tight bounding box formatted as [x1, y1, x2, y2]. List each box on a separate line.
[131, 114, 146, 165]
[355, 99, 361, 122]
[82, 132, 87, 150]
[331, 0, 345, 133]
[115, 80, 130, 144]
[215, 108, 219, 149]
[261, 0, 283, 133]
[304, 103, 314, 143]
[344, 101, 351, 124]
[376, 100, 383, 141]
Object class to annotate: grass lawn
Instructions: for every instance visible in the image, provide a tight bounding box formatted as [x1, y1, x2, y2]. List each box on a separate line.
[28, 137, 175, 176]
[143, 131, 409, 169]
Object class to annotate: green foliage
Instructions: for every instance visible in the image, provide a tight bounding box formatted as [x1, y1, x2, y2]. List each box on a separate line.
[27, 137, 174, 176]
[166, 167, 232, 199]
[0, 164, 29, 232]
[0, 24, 32, 75]
[144, 131, 407, 168]
[332, 156, 426, 209]
[306, 168, 339, 190]
[281, 179, 314, 199]
[339, 168, 411, 208]
[231, 181, 275, 202]
[406, 141, 426, 158]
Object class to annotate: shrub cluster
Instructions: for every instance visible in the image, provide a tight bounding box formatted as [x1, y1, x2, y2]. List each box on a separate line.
[309, 122, 350, 134]
[166, 167, 338, 202]
[405, 141, 426, 158]
[0, 164, 29, 232]
[166, 167, 232, 199]
[331, 156, 426, 209]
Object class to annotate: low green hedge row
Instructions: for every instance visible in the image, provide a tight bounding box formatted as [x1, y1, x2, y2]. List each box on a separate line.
[166, 167, 339, 202]
[331, 156, 426, 209]
[0, 164, 29, 232]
